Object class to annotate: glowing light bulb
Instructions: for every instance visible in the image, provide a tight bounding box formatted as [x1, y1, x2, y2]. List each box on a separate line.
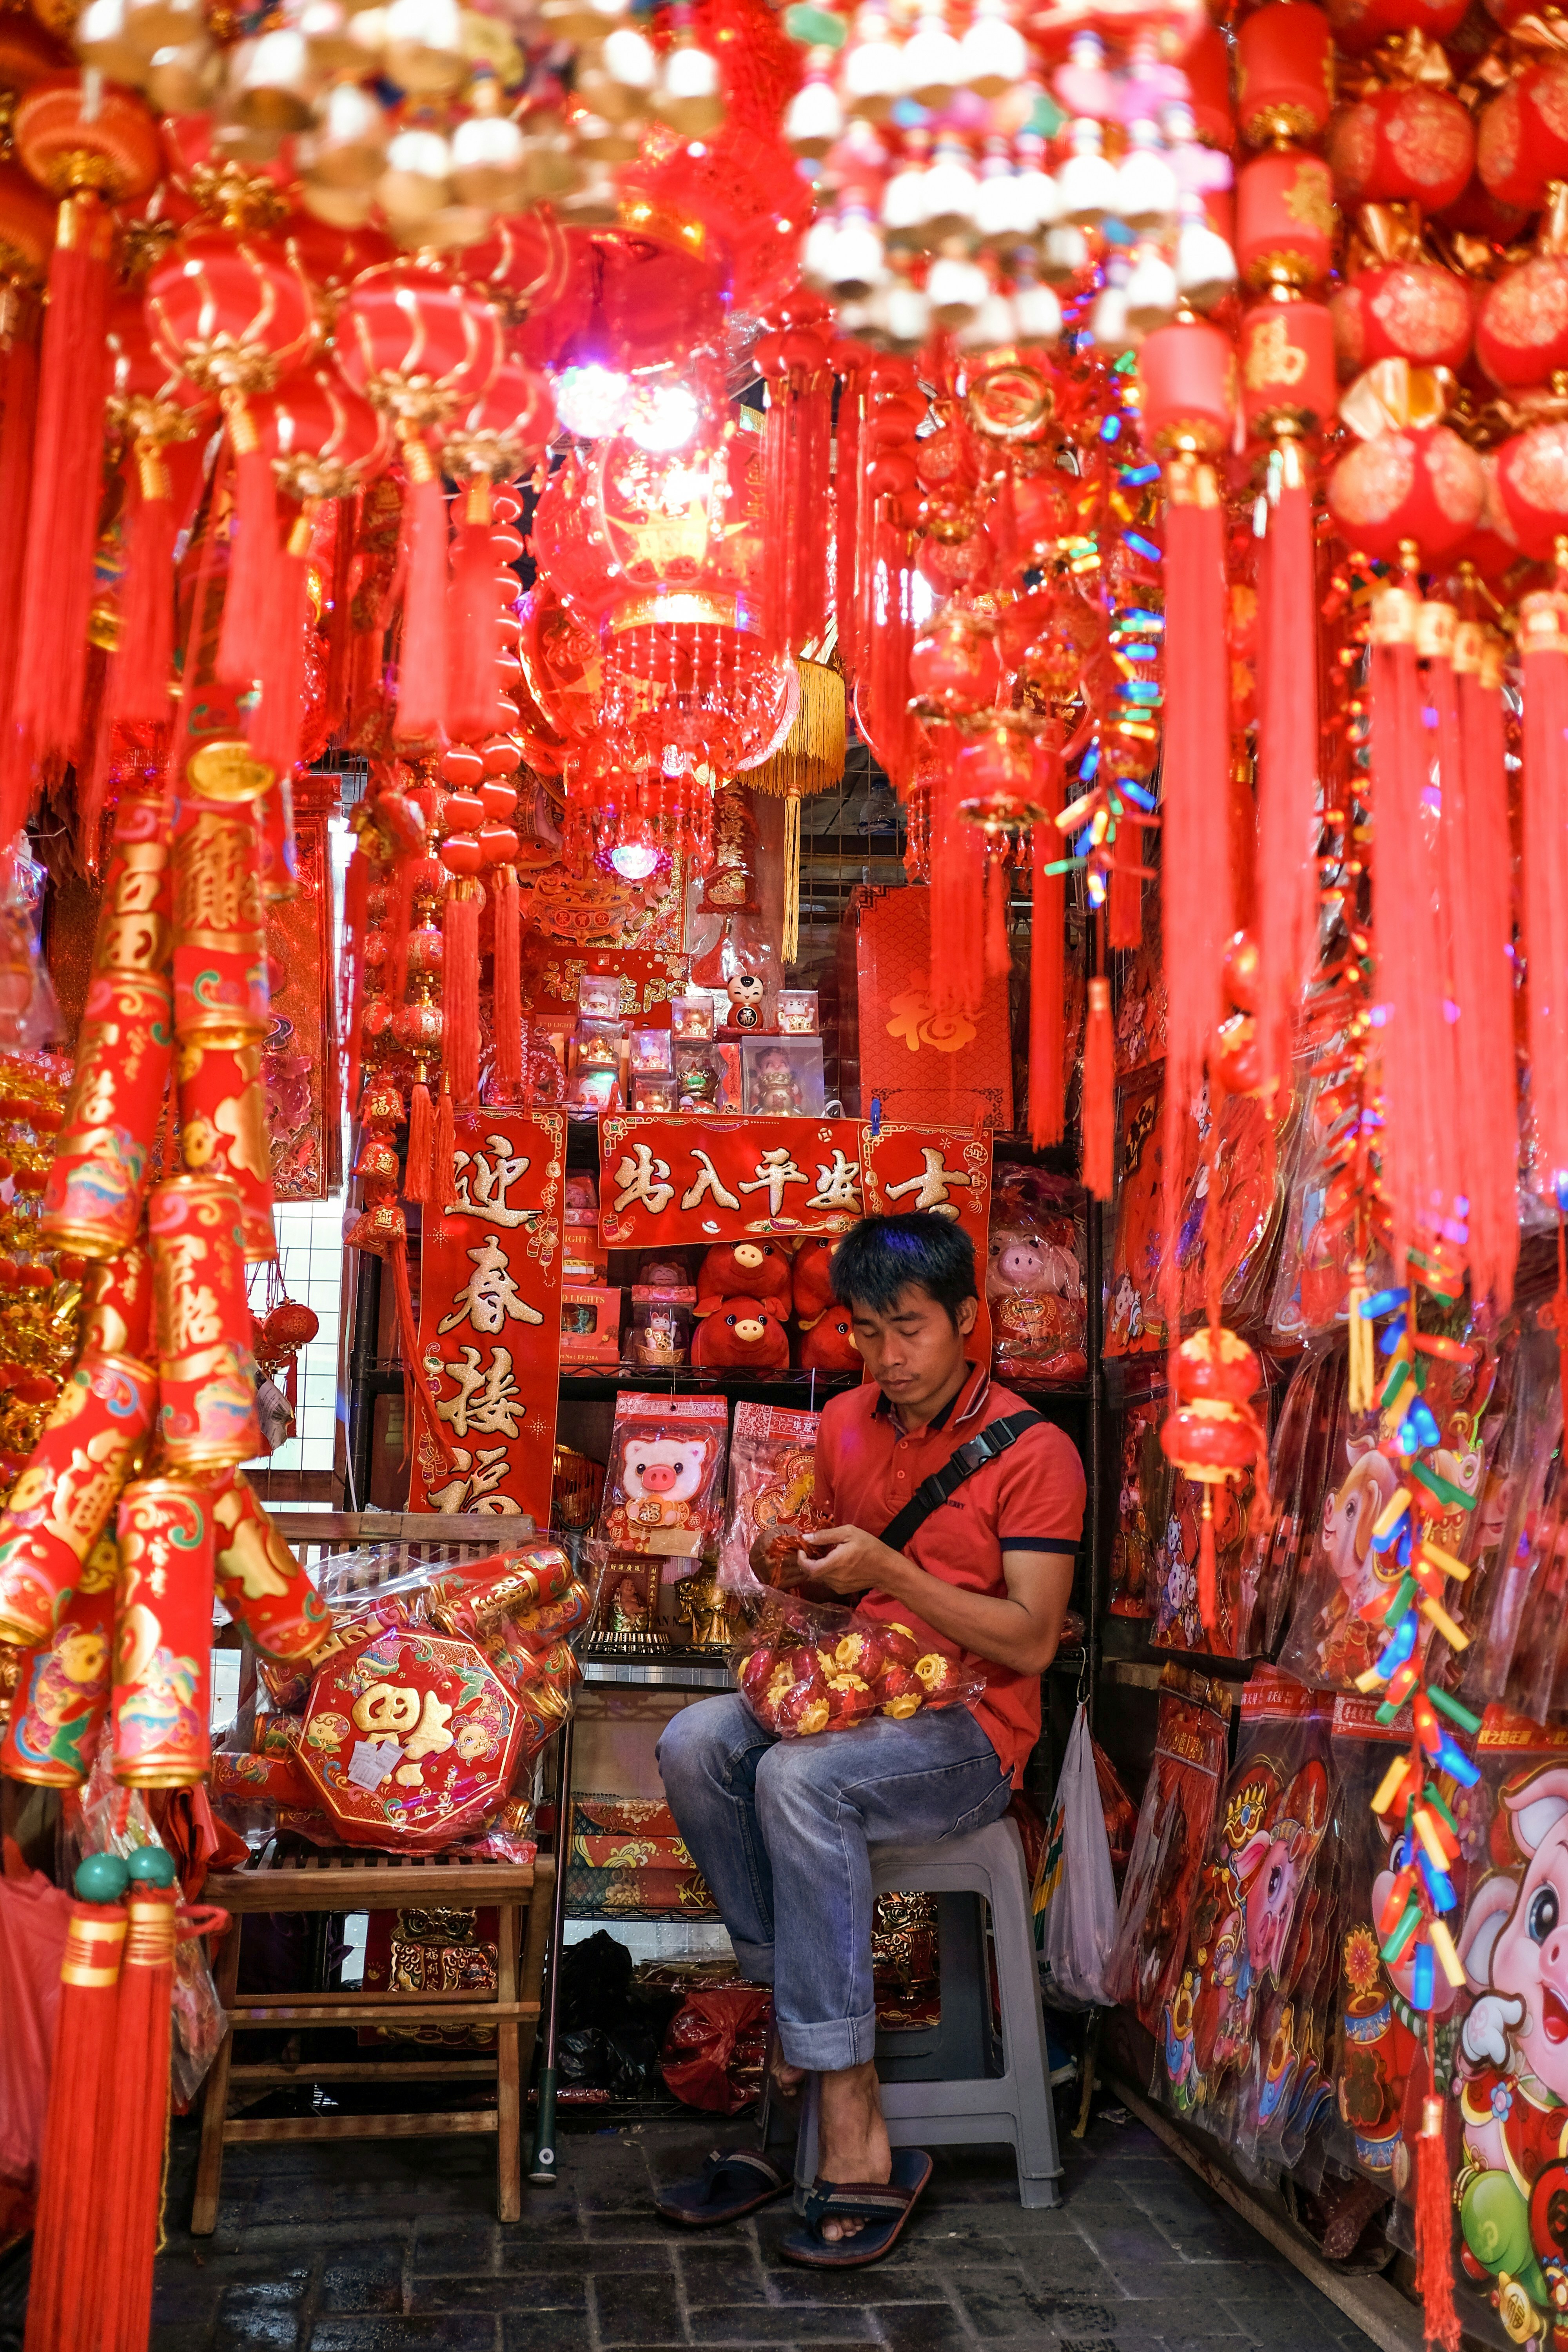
[554, 362, 629, 439]
[610, 838, 661, 880]
[625, 380, 700, 452]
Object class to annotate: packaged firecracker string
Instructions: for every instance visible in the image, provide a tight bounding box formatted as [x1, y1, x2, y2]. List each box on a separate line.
[731, 1594, 983, 1739]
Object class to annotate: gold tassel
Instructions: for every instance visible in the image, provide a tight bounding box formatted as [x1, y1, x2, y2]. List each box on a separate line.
[783, 789, 802, 967]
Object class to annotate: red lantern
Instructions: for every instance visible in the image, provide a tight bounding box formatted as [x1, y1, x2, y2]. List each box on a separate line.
[1327, 422, 1485, 561]
[1330, 264, 1473, 374]
[1328, 0, 1466, 47]
[1327, 87, 1475, 212]
[1139, 318, 1236, 453]
[462, 207, 572, 326]
[1477, 66, 1568, 212]
[1240, 301, 1337, 434]
[1476, 255, 1568, 390]
[908, 606, 1002, 716]
[250, 362, 386, 500]
[1184, 23, 1237, 148]
[1235, 5, 1336, 146]
[1494, 423, 1568, 561]
[1236, 151, 1338, 291]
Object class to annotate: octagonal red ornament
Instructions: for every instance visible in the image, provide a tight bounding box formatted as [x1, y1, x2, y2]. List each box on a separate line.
[298, 1624, 523, 1851]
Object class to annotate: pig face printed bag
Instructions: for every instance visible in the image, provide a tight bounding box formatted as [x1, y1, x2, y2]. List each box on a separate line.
[596, 1393, 730, 1572]
[1106, 1668, 1230, 2034]
[1448, 1726, 1568, 2349]
[1157, 1672, 1334, 2125]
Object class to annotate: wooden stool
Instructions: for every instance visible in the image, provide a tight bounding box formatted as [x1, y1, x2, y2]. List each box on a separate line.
[192, 1844, 554, 2232]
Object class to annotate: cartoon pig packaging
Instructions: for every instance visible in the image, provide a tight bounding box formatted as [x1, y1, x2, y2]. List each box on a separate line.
[595, 1392, 730, 1570]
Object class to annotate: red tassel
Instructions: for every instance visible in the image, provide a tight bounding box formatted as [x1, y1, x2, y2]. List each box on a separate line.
[14, 194, 112, 764]
[1414, 2086, 1461, 2352]
[1444, 632, 1519, 1309]
[445, 480, 503, 745]
[100, 1886, 176, 2352]
[405, 1079, 434, 1203]
[764, 363, 832, 654]
[928, 737, 987, 1017]
[443, 885, 480, 1104]
[322, 494, 357, 740]
[23, 1899, 126, 2352]
[110, 450, 179, 728]
[217, 412, 283, 691]
[0, 315, 38, 728]
[1197, 1492, 1218, 1639]
[493, 864, 522, 1089]
[341, 844, 372, 1115]
[386, 1228, 458, 1473]
[435, 1080, 456, 1207]
[1029, 823, 1066, 1148]
[1520, 592, 1568, 1201]
[984, 842, 1011, 982]
[394, 447, 449, 743]
[1107, 844, 1142, 951]
[246, 505, 310, 783]
[1160, 461, 1234, 1112]
[833, 358, 865, 677]
[1082, 974, 1114, 1200]
[861, 507, 915, 789]
[1256, 459, 1319, 1089]
[1372, 611, 1461, 1263]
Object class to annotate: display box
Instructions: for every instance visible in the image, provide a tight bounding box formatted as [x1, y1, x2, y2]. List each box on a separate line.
[631, 1072, 679, 1114]
[565, 1063, 621, 1116]
[671, 993, 715, 1043]
[674, 1039, 743, 1112]
[631, 1027, 672, 1075]
[775, 989, 819, 1036]
[577, 973, 622, 1023]
[742, 1035, 826, 1117]
[560, 1286, 622, 1363]
[624, 1284, 697, 1368]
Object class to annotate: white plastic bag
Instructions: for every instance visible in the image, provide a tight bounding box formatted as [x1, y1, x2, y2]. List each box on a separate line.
[1038, 1704, 1118, 2007]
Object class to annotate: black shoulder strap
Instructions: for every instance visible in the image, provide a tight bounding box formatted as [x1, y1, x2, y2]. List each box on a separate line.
[878, 1409, 1045, 1556]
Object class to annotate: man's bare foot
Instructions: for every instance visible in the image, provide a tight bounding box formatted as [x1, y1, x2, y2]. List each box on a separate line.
[769, 2053, 805, 2098]
[817, 2059, 890, 2243]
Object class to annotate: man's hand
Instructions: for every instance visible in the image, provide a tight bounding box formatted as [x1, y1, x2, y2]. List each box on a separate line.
[790, 1524, 909, 1599]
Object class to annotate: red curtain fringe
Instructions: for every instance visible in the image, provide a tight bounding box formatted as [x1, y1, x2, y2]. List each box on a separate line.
[394, 456, 448, 744]
[1256, 468, 1318, 1087]
[445, 487, 504, 746]
[15, 201, 112, 765]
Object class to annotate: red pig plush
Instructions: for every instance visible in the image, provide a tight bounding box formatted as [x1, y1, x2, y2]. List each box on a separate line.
[791, 1238, 838, 1331]
[691, 1297, 791, 1370]
[800, 1308, 860, 1372]
[695, 1240, 793, 1320]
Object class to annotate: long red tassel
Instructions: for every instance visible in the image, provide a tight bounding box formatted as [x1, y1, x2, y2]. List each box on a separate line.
[110, 449, 179, 727]
[1520, 590, 1568, 1202]
[1197, 1491, 1218, 1640]
[1414, 2040, 1461, 2352]
[984, 842, 1011, 982]
[764, 363, 832, 655]
[1256, 458, 1319, 1089]
[394, 449, 448, 743]
[405, 1078, 435, 1203]
[435, 1080, 456, 1208]
[322, 494, 357, 740]
[1161, 461, 1234, 1116]
[833, 354, 865, 678]
[1082, 973, 1114, 1200]
[0, 314, 38, 731]
[493, 864, 522, 1088]
[1029, 823, 1066, 1147]
[102, 1882, 176, 2352]
[445, 481, 502, 746]
[22, 1896, 126, 2352]
[14, 193, 112, 764]
[1372, 602, 1461, 1263]
[929, 736, 987, 1016]
[341, 844, 372, 1114]
[246, 504, 310, 782]
[216, 411, 282, 692]
[443, 884, 480, 1104]
[1108, 846, 1142, 951]
[1446, 628, 1519, 1308]
[387, 1228, 457, 1471]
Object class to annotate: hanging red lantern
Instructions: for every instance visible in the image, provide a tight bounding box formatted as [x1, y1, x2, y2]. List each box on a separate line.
[1475, 249, 1568, 391]
[1494, 422, 1568, 561]
[1477, 65, 1568, 212]
[1235, 5, 1336, 146]
[1327, 369, 1484, 562]
[336, 260, 505, 742]
[1236, 151, 1338, 292]
[1327, 86, 1475, 214]
[1329, 0, 1467, 51]
[1331, 261, 1473, 376]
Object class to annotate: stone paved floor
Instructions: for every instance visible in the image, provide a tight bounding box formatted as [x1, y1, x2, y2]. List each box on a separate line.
[144, 2104, 1387, 2352]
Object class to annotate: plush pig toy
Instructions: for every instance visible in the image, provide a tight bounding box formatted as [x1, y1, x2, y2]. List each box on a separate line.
[695, 1240, 793, 1320]
[801, 1308, 860, 1373]
[792, 1239, 838, 1331]
[691, 1298, 791, 1370]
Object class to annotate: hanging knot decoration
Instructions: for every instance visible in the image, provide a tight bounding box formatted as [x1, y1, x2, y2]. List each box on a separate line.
[1159, 1327, 1267, 1641]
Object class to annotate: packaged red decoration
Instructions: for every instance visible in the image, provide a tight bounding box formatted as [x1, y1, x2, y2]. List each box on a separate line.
[1108, 1396, 1167, 1619]
[296, 1623, 524, 1853]
[732, 1594, 984, 1738]
[717, 1401, 823, 1593]
[985, 1167, 1087, 1387]
[1106, 1667, 1231, 2034]
[596, 1393, 729, 1566]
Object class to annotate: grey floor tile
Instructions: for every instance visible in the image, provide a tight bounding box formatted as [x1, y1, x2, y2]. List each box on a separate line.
[308, 2323, 498, 2352]
[593, 2274, 694, 2343]
[318, 2244, 406, 2316]
[687, 2310, 877, 2343]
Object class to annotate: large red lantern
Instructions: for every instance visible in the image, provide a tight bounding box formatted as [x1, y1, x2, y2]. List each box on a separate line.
[1477, 67, 1568, 212]
[1327, 86, 1475, 213]
[1234, 5, 1336, 145]
[335, 260, 505, 742]
[1476, 254, 1568, 390]
[1494, 423, 1568, 561]
[1331, 263, 1473, 374]
[1236, 151, 1338, 291]
[1328, 420, 1485, 561]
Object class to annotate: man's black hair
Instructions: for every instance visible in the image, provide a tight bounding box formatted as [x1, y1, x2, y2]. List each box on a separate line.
[831, 1214, 977, 1326]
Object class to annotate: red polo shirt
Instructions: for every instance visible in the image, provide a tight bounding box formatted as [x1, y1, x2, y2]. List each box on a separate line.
[813, 1362, 1086, 1786]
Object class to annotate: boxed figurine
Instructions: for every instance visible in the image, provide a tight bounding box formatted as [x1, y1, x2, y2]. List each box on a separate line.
[675, 1040, 742, 1113]
[775, 989, 819, 1036]
[742, 1036, 826, 1118]
[631, 1073, 679, 1114]
[624, 1284, 697, 1368]
[631, 1027, 672, 1076]
[578, 973, 623, 1023]
[560, 1286, 621, 1364]
[671, 993, 715, 1043]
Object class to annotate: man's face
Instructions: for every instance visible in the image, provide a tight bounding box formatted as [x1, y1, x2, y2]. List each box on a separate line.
[847, 1284, 976, 1416]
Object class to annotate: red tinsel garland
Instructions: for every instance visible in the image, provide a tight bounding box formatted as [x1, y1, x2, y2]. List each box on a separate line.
[1520, 590, 1568, 1201]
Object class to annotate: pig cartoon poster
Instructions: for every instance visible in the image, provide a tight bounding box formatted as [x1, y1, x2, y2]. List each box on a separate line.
[1158, 1673, 1334, 2126]
[596, 1392, 730, 1567]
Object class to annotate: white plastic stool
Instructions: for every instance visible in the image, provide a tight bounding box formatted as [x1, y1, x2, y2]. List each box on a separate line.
[787, 1815, 1062, 2211]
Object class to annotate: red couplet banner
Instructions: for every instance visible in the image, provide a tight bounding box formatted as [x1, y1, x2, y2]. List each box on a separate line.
[410, 1110, 567, 1523]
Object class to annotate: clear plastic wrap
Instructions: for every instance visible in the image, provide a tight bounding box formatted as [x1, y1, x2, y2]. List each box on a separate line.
[731, 1593, 984, 1737]
[716, 1402, 822, 1596]
[1106, 1667, 1230, 2033]
[985, 1167, 1088, 1387]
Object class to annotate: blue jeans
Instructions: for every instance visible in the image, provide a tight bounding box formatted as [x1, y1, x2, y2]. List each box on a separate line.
[657, 1694, 1012, 2072]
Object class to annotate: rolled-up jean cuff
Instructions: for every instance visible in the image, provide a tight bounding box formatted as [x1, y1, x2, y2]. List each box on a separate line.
[776, 2007, 878, 2073]
[732, 1938, 775, 1985]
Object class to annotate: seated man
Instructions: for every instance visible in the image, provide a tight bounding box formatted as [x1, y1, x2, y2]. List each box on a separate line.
[655, 1212, 1085, 2268]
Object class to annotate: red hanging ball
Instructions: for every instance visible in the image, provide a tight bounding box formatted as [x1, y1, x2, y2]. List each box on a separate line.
[1327, 86, 1475, 213]
[1327, 424, 1485, 562]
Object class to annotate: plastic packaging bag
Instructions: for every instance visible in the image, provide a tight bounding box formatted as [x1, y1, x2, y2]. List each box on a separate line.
[1038, 1705, 1118, 2007]
[1105, 1670, 1230, 2032]
[660, 1983, 773, 2113]
[732, 1594, 983, 1737]
[716, 1401, 822, 1595]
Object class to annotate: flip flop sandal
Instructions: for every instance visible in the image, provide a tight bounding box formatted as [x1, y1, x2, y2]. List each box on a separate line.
[777, 2150, 934, 2269]
[654, 2148, 792, 2228]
